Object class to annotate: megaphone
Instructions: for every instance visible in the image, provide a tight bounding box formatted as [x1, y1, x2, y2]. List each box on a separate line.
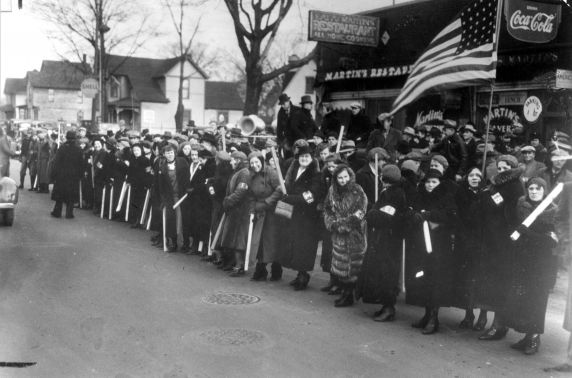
[238, 115, 266, 136]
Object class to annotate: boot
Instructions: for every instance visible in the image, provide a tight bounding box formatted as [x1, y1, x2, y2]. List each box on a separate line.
[294, 272, 310, 291]
[167, 238, 178, 253]
[51, 202, 63, 218]
[478, 325, 508, 341]
[412, 307, 431, 329]
[250, 263, 268, 281]
[334, 283, 355, 307]
[374, 305, 396, 322]
[473, 310, 488, 331]
[269, 262, 282, 281]
[289, 272, 301, 286]
[523, 334, 540, 355]
[422, 308, 439, 335]
[459, 309, 475, 329]
[511, 335, 529, 351]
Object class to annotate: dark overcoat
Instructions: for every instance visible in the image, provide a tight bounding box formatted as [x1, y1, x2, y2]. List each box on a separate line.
[51, 141, 83, 203]
[355, 164, 377, 209]
[276, 159, 322, 271]
[404, 182, 457, 308]
[474, 167, 524, 310]
[356, 183, 407, 304]
[186, 158, 215, 241]
[220, 163, 251, 251]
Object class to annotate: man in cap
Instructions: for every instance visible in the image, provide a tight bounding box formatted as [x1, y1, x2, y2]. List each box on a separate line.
[347, 101, 371, 148]
[538, 149, 572, 192]
[519, 145, 545, 183]
[289, 95, 317, 144]
[461, 121, 478, 168]
[320, 101, 341, 138]
[276, 93, 300, 156]
[429, 119, 468, 181]
[528, 132, 548, 163]
[355, 147, 389, 207]
[367, 112, 403, 159]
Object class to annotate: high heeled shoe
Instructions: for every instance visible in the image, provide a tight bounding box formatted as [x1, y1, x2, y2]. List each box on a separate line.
[412, 312, 430, 329]
[478, 326, 508, 341]
[374, 306, 395, 322]
[473, 315, 488, 331]
[421, 309, 439, 335]
[459, 314, 475, 329]
[334, 287, 354, 307]
[510, 336, 528, 351]
[294, 272, 310, 291]
[523, 334, 540, 355]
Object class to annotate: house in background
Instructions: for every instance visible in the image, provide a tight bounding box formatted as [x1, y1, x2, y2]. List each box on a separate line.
[273, 57, 317, 120]
[204, 81, 244, 126]
[26, 60, 92, 124]
[1, 77, 27, 120]
[106, 54, 208, 133]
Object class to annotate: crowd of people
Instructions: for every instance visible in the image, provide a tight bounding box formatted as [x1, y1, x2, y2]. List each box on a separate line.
[6, 93, 572, 365]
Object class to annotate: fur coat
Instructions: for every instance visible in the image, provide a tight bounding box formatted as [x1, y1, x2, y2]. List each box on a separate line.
[323, 170, 368, 283]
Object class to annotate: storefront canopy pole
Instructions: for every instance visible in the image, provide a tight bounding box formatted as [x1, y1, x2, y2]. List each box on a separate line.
[481, 83, 495, 176]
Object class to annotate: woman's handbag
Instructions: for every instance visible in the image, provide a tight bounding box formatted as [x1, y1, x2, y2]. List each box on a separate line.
[275, 200, 293, 219]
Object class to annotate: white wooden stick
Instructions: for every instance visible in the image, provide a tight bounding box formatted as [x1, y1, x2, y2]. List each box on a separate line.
[125, 184, 131, 222]
[33, 175, 38, 189]
[222, 131, 226, 151]
[244, 213, 255, 271]
[270, 147, 287, 195]
[423, 220, 432, 253]
[172, 193, 188, 210]
[511, 182, 564, 241]
[140, 189, 150, 225]
[208, 231, 213, 256]
[108, 185, 114, 220]
[335, 125, 345, 154]
[162, 207, 168, 252]
[401, 239, 406, 293]
[210, 213, 226, 251]
[198, 241, 204, 254]
[100, 186, 106, 219]
[79, 180, 83, 209]
[146, 207, 152, 231]
[374, 153, 379, 203]
[116, 180, 128, 212]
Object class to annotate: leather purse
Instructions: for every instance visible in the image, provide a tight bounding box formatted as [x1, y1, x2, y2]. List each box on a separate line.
[275, 200, 293, 219]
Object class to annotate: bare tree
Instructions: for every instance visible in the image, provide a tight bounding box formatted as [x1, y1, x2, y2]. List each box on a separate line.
[34, 0, 159, 125]
[224, 0, 315, 114]
[163, 0, 208, 131]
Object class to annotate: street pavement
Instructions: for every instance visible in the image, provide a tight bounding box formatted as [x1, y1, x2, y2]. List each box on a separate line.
[0, 159, 570, 378]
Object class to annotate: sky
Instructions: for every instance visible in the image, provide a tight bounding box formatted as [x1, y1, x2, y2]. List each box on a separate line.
[0, 0, 410, 98]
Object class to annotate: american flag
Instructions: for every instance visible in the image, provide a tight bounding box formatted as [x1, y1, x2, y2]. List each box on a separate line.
[391, 0, 499, 115]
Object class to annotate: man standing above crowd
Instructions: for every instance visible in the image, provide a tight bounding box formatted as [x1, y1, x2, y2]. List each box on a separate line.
[276, 93, 299, 157]
[346, 102, 371, 148]
[429, 119, 468, 181]
[291, 95, 318, 142]
[460, 122, 478, 168]
[366, 113, 402, 159]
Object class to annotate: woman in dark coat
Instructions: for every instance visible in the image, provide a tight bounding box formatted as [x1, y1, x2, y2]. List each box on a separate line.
[220, 151, 251, 276]
[405, 168, 457, 335]
[323, 164, 368, 307]
[50, 131, 84, 219]
[503, 177, 558, 355]
[277, 144, 323, 290]
[207, 151, 233, 266]
[453, 167, 487, 329]
[36, 132, 52, 193]
[477, 155, 524, 341]
[156, 144, 190, 252]
[126, 143, 151, 227]
[248, 151, 283, 281]
[357, 164, 407, 320]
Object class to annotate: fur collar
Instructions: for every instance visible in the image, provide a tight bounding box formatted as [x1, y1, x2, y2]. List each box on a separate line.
[491, 167, 523, 186]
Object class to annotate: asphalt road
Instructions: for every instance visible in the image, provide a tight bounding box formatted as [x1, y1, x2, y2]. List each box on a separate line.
[0, 159, 570, 378]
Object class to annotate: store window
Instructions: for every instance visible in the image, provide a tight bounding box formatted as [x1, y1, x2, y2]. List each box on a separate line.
[48, 89, 54, 102]
[110, 77, 120, 98]
[305, 77, 314, 94]
[183, 109, 191, 125]
[182, 79, 190, 99]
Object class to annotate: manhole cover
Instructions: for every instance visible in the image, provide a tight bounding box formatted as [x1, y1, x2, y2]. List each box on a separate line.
[198, 328, 265, 346]
[202, 292, 260, 305]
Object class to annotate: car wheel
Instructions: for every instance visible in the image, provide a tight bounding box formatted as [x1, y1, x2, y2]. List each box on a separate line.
[4, 209, 14, 226]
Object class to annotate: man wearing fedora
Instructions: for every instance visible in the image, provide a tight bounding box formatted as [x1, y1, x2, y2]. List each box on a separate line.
[276, 93, 300, 157]
[347, 101, 372, 148]
[292, 95, 318, 142]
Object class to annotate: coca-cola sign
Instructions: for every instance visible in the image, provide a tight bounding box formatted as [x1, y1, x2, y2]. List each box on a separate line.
[505, 0, 561, 43]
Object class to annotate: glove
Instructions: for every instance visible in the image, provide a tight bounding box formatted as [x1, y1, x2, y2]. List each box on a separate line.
[516, 224, 529, 236]
[185, 188, 194, 194]
[411, 212, 424, 224]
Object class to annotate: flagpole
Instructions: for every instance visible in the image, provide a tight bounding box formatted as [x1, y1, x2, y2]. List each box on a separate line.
[481, 0, 504, 178]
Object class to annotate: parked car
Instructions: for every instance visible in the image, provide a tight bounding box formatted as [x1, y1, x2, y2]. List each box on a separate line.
[0, 176, 18, 226]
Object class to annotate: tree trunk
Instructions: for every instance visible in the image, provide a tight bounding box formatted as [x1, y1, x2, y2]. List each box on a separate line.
[175, 55, 185, 132]
[244, 69, 262, 115]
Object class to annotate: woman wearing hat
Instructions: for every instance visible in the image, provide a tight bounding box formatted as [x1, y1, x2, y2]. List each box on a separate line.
[477, 155, 524, 340]
[277, 144, 323, 290]
[126, 143, 151, 228]
[501, 177, 558, 355]
[323, 164, 368, 307]
[357, 164, 407, 320]
[247, 151, 283, 281]
[405, 168, 457, 335]
[50, 131, 84, 219]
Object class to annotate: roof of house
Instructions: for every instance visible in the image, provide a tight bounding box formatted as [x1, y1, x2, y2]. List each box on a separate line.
[4, 78, 27, 94]
[29, 60, 91, 90]
[204, 81, 244, 110]
[106, 54, 208, 104]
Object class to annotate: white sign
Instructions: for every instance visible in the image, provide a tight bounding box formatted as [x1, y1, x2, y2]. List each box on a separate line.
[523, 96, 542, 123]
[80, 78, 99, 98]
[556, 69, 572, 89]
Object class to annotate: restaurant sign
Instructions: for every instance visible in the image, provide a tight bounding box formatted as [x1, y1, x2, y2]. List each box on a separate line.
[324, 65, 413, 81]
[505, 0, 561, 43]
[556, 69, 572, 89]
[308, 10, 380, 47]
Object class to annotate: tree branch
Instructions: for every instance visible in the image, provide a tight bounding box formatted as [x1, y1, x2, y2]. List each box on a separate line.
[260, 48, 315, 83]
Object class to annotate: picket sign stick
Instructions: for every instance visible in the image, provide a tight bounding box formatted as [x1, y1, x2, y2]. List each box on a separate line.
[91, 159, 95, 188]
[222, 132, 226, 151]
[100, 186, 106, 219]
[172, 193, 188, 210]
[335, 125, 345, 154]
[270, 147, 287, 195]
[244, 213, 255, 272]
[198, 241, 204, 254]
[33, 175, 38, 189]
[207, 231, 213, 256]
[108, 185, 114, 220]
[79, 180, 83, 209]
[423, 220, 432, 253]
[162, 207, 168, 252]
[125, 185, 131, 222]
[146, 207, 153, 231]
[140, 189, 150, 225]
[374, 153, 379, 203]
[511, 182, 563, 241]
[210, 213, 226, 251]
[116, 180, 128, 212]
[401, 239, 406, 293]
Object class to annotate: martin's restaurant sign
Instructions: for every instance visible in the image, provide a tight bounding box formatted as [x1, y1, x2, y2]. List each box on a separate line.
[324, 65, 413, 81]
[505, 0, 561, 43]
[308, 10, 380, 47]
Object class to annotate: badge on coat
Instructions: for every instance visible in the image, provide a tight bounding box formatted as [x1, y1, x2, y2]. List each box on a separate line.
[302, 191, 314, 204]
[491, 192, 504, 205]
[380, 205, 396, 216]
[238, 182, 248, 190]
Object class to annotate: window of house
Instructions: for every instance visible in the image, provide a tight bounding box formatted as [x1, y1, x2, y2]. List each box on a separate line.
[182, 79, 190, 99]
[110, 77, 120, 98]
[77, 91, 83, 104]
[183, 109, 191, 125]
[48, 89, 54, 102]
[305, 76, 315, 94]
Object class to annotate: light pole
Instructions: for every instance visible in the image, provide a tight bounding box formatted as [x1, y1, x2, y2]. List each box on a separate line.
[96, 0, 109, 127]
